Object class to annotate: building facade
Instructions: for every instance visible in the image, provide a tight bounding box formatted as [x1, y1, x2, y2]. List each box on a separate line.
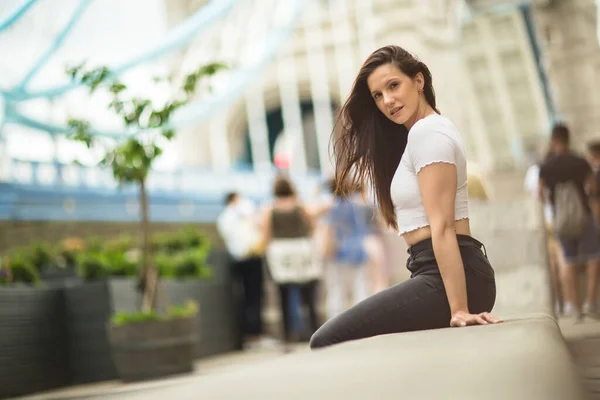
[168, 0, 469, 175]
[167, 0, 552, 177]
[460, 6, 551, 171]
[532, 0, 600, 150]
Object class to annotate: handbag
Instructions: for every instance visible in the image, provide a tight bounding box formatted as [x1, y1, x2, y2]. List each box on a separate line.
[266, 237, 323, 284]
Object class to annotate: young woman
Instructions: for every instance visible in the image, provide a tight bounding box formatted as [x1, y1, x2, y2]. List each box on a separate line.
[262, 176, 322, 351]
[310, 45, 502, 349]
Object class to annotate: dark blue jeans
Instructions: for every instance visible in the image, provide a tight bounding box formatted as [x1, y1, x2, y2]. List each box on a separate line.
[310, 235, 496, 349]
[232, 256, 264, 339]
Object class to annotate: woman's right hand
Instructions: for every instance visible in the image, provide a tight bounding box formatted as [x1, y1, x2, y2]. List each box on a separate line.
[450, 310, 503, 327]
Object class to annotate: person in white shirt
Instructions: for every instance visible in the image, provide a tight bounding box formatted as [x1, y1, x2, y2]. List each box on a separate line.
[217, 192, 265, 348]
[310, 45, 502, 349]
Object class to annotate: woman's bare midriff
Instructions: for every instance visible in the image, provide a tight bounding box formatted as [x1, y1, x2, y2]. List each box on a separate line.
[402, 218, 472, 247]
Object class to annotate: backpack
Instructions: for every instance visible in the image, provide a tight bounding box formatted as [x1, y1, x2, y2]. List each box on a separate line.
[553, 180, 588, 239]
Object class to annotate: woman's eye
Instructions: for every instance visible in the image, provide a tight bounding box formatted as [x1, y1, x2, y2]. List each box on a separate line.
[390, 82, 398, 89]
[373, 93, 381, 100]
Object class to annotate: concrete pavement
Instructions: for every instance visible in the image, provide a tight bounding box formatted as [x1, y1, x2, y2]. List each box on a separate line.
[16, 343, 308, 400]
[560, 316, 600, 399]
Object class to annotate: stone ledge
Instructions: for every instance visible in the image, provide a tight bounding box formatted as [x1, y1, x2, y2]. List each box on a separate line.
[105, 313, 584, 400]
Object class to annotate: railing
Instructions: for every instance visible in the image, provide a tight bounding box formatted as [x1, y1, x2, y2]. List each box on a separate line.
[5, 158, 323, 200]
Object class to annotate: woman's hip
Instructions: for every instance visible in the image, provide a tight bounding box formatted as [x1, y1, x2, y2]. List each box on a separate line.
[406, 234, 496, 283]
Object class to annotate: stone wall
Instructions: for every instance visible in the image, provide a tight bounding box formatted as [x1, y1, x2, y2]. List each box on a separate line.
[0, 221, 223, 252]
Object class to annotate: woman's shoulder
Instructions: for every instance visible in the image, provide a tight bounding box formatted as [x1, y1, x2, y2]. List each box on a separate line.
[408, 114, 462, 147]
[410, 114, 458, 135]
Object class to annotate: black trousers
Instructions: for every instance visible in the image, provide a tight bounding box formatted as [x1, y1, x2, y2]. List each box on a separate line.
[232, 256, 264, 339]
[310, 235, 496, 349]
[278, 280, 319, 342]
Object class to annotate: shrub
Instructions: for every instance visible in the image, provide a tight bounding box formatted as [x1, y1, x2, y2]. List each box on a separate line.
[76, 252, 108, 281]
[111, 300, 199, 326]
[27, 243, 54, 271]
[0, 253, 40, 285]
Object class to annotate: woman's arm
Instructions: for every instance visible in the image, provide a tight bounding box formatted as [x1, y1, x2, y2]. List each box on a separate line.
[299, 204, 316, 233]
[306, 202, 333, 219]
[418, 163, 500, 326]
[261, 205, 273, 244]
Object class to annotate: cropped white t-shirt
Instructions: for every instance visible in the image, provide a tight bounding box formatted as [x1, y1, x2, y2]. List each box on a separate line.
[391, 114, 469, 235]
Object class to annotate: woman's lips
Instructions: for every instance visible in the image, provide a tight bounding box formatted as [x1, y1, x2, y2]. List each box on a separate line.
[391, 106, 403, 116]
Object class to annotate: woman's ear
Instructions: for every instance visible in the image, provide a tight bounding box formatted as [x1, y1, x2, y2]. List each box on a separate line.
[414, 72, 425, 92]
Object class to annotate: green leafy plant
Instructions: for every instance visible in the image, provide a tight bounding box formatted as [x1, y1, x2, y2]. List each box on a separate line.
[111, 300, 198, 326]
[57, 247, 79, 269]
[168, 300, 199, 319]
[173, 247, 212, 279]
[27, 243, 53, 271]
[111, 310, 160, 326]
[76, 251, 108, 281]
[85, 237, 105, 253]
[66, 61, 226, 311]
[72, 228, 211, 281]
[76, 247, 136, 280]
[155, 246, 212, 279]
[103, 234, 136, 253]
[0, 253, 40, 286]
[152, 226, 211, 254]
[102, 250, 138, 277]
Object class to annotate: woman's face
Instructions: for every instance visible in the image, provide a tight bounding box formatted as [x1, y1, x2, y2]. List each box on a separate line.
[366, 63, 424, 127]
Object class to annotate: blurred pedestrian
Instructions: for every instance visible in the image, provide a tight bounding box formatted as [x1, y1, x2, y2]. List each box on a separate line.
[539, 123, 600, 319]
[262, 176, 322, 351]
[217, 192, 267, 349]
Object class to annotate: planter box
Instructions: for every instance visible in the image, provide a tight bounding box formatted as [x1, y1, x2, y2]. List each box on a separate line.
[64, 251, 239, 383]
[109, 316, 197, 382]
[0, 286, 69, 398]
[163, 251, 240, 358]
[64, 278, 138, 384]
[39, 266, 81, 288]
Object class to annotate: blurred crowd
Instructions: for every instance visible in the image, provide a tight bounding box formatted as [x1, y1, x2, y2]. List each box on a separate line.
[216, 175, 390, 352]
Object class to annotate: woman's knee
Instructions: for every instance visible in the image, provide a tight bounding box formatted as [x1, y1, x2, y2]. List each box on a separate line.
[309, 326, 330, 349]
[310, 319, 343, 349]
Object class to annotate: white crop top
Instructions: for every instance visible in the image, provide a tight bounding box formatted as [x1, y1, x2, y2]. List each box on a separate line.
[391, 114, 469, 235]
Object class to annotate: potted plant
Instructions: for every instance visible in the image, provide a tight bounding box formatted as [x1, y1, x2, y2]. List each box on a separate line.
[64, 60, 226, 381]
[63, 229, 234, 384]
[108, 300, 199, 381]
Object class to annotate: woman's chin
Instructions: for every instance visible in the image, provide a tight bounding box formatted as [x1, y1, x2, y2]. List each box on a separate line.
[389, 113, 406, 125]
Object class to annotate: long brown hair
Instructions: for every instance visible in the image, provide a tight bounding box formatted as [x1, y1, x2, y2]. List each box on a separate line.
[332, 45, 439, 230]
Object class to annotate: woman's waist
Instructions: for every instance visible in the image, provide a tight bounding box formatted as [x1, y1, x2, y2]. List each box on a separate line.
[406, 234, 494, 282]
[402, 218, 471, 247]
[407, 233, 483, 257]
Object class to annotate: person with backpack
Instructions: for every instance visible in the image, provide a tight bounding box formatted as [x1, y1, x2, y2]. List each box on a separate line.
[539, 123, 600, 319]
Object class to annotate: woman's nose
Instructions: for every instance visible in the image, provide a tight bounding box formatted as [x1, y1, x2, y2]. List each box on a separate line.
[383, 94, 394, 106]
